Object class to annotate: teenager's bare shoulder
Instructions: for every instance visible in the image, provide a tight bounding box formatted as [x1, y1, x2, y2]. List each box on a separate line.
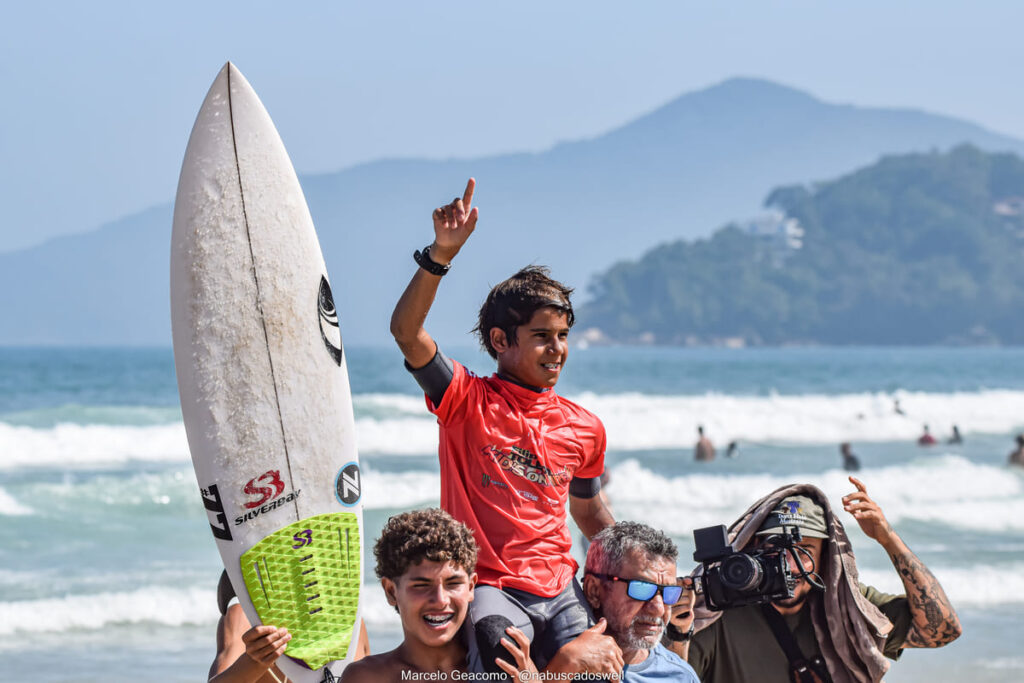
[340, 652, 404, 683]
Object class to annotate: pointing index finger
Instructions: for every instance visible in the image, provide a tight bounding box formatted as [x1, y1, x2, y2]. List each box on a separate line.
[462, 178, 475, 212]
[848, 475, 866, 493]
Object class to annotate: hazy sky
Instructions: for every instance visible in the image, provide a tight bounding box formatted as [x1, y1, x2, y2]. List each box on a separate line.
[3, 1, 1023, 252]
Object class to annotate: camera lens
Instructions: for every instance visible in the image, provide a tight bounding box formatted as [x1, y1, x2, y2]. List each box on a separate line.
[720, 554, 763, 592]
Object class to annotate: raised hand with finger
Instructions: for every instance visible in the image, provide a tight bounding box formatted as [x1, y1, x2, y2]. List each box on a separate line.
[427, 178, 479, 266]
[394, 177, 481, 368]
[841, 476, 963, 648]
[841, 476, 896, 546]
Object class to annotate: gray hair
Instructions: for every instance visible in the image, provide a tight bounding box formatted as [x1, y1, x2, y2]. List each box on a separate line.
[586, 521, 678, 575]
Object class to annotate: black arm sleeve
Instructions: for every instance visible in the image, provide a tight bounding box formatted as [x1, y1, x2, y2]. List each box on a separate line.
[569, 475, 602, 499]
[404, 347, 455, 407]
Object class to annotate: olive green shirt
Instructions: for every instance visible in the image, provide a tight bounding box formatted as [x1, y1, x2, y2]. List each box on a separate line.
[688, 584, 912, 683]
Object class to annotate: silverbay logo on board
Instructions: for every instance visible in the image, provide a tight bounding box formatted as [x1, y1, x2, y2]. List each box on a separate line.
[235, 469, 302, 527]
[234, 489, 302, 527]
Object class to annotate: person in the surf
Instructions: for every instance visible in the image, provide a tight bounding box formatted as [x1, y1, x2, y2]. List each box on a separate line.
[893, 398, 906, 416]
[390, 178, 618, 675]
[695, 425, 716, 461]
[342, 508, 536, 682]
[665, 478, 962, 683]
[917, 424, 937, 446]
[839, 442, 861, 472]
[947, 425, 963, 444]
[1009, 434, 1024, 467]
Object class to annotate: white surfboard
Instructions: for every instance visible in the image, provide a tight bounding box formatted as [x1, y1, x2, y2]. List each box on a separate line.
[170, 62, 363, 682]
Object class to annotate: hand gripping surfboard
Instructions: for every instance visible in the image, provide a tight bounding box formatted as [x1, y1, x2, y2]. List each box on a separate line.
[170, 62, 362, 682]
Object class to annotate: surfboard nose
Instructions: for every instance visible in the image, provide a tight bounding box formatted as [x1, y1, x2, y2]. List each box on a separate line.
[185, 62, 264, 143]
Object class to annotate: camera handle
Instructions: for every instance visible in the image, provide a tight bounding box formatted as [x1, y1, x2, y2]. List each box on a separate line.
[762, 527, 826, 592]
[786, 544, 827, 593]
[785, 545, 826, 591]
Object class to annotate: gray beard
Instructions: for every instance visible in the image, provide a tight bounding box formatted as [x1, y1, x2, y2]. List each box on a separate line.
[610, 617, 665, 651]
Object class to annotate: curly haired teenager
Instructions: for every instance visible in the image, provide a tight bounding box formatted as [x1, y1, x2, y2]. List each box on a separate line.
[343, 508, 535, 681]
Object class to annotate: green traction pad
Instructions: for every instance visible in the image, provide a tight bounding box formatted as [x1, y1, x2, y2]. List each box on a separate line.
[241, 512, 361, 670]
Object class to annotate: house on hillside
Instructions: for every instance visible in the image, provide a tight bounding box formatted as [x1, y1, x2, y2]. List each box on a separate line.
[992, 197, 1024, 239]
[992, 197, 1024, 216]
[745, 209, 804, 266]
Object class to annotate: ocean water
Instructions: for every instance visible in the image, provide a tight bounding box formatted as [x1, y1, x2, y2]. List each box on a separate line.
[2, 345, 1023, 682]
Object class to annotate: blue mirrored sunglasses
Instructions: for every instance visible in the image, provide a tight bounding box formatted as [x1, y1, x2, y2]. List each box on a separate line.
[589, 572, 685, 605]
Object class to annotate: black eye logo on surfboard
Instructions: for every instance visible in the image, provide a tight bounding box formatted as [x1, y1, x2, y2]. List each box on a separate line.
[318, 276, 343, 366]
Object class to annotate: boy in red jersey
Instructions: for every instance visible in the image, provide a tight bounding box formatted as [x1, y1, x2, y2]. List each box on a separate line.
[390, 179, 617, 674]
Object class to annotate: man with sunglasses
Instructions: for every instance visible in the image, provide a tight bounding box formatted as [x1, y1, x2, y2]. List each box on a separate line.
[581, 521, 700, 681]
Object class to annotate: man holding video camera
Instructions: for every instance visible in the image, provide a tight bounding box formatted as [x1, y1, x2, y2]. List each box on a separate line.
[664, 477, 961, 683]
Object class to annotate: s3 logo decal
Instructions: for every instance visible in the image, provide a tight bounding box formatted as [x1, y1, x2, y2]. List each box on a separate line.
[243, 470, 286, 509]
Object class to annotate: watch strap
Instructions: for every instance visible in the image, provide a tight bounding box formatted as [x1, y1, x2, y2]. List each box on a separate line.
[413, 244, 451, 276]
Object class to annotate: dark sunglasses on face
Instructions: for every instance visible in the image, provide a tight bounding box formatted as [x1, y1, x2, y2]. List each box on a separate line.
[589, 572, 685, 605]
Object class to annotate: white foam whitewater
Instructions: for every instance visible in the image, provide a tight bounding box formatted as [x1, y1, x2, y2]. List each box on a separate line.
[608, 455, 1024, 535]
[0, 487, 33, 516]
[4, 389, 1024, 467]
[0, 586, 214, 637]
[358, 388, 1024, 452]
[0, 422, 187, 469]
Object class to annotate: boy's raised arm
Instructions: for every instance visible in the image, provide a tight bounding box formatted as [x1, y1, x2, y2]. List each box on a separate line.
[390, 178, 479, 369]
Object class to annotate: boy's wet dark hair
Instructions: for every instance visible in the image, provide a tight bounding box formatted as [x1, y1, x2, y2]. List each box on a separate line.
[473, 265, 575, 359]
[374, 508, 478, 581]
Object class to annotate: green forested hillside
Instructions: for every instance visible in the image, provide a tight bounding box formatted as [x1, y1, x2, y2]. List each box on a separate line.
[581, 146, 1024, 345]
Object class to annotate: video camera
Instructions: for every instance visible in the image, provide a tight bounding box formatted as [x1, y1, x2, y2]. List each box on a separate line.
[692, 524, 810, 611]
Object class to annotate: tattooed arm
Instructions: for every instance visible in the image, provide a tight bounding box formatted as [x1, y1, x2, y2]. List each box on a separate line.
[842, 476, 962, 648]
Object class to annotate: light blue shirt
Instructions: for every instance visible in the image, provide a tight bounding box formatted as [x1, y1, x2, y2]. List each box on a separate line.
[622, 643, 701, 682]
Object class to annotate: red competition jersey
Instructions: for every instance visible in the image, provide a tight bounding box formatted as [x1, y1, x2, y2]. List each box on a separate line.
[428, 360, 606, 597]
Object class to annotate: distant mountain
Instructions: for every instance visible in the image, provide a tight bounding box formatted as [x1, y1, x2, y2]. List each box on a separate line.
[4, 78, 1024, 346]
[581, 145, 1024, 345]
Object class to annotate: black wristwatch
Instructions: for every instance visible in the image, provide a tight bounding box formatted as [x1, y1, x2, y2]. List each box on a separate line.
[665, 622, 695, 643]
[413, 244, 451, 276]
